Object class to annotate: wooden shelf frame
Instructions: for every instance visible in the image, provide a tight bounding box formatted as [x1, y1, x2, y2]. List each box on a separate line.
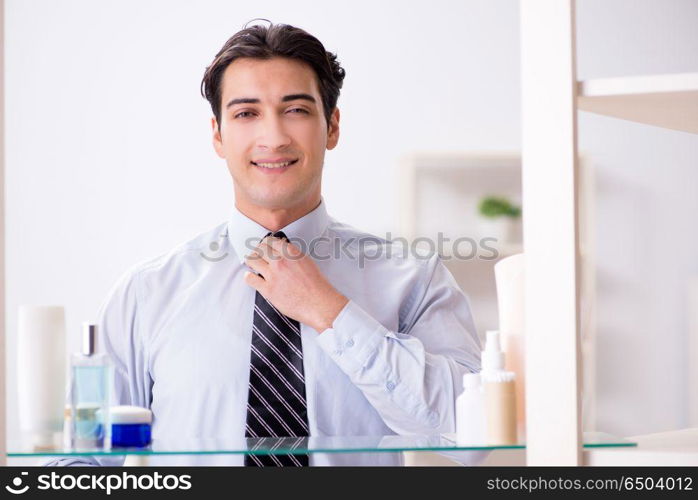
[521, 0, 697, 466]
[578, 72, 698, 134]
[520, 0, 583, 466]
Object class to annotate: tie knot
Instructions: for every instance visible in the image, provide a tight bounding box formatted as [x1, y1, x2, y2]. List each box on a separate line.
[265, 230, 288, 241]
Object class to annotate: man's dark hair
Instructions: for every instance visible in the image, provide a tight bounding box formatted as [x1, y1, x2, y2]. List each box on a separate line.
[201, 20, 346, 129]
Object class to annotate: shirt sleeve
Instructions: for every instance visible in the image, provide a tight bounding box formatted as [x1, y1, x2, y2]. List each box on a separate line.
[315, 254, 481, 435]
[42, 267, 152, 466]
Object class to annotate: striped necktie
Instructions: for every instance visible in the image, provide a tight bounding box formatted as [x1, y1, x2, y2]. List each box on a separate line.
[244, 231, 310, 466]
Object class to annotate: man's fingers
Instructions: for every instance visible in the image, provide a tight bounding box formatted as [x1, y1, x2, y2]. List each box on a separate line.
[247, 246, 270, 263]
[244, 270, 266, 290]
[266, 235, 302, 258]
[258, 239, 281, 260]
[244, 254, 268, 278]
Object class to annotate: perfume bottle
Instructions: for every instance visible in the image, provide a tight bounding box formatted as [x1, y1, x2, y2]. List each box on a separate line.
[70, 323, 112, 450]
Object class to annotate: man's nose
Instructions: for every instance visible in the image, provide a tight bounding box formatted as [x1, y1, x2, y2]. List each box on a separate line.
[257, 115, 291, 150]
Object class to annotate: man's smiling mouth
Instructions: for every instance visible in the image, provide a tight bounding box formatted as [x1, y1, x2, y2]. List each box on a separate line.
[251, 159, 299, 169]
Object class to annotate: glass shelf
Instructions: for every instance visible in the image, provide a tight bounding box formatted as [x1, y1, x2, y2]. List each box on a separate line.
[8, 432, 635, 457]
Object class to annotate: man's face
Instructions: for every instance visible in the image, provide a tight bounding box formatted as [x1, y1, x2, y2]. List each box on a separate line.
[212, 57, 340, 212]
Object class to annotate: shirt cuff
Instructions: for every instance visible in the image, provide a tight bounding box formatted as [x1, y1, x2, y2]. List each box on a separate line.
[316, 299, 386, 374]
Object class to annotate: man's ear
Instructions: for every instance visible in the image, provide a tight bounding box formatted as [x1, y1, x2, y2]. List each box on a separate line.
[326, 107, 340, 150]
[212, 117, 225, 159]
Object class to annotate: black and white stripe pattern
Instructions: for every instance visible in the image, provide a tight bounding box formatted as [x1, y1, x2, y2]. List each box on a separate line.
[244, 231, 310, 467]
[245, 436, 308, 467]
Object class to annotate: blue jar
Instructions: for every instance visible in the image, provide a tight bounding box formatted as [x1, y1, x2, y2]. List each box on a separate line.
[110, 406, 152, 448]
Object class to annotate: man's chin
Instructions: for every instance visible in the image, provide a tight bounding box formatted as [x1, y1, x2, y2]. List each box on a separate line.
[246, 190, 307, 210]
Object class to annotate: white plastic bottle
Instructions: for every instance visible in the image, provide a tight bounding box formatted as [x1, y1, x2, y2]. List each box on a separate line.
[456, 373, 486, 446]
[480, 330, 518, 445]
[17, 306, 66, 450]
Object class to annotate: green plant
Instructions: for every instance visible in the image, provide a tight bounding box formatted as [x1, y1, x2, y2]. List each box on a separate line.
[478, 196, 522, 219]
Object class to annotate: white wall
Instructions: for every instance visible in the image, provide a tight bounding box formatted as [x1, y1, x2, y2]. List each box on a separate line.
[4, 0, 697, 447]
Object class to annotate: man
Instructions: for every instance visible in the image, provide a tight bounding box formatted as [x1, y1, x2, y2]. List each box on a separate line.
[47, 21, 481, 466]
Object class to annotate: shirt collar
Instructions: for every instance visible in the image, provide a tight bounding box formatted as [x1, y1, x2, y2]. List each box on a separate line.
[227, 197, 330, 263]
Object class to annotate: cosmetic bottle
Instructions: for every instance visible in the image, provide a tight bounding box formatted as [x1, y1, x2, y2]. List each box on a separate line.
[17, 305, 66, 450]
[110, 406, 152, 448]
[456, 373, 486, 446]
[481, 330, 518, 445]
[70, 323, 111, 450]
[483, 370, 518, 445]
[494, 253, 526, 439]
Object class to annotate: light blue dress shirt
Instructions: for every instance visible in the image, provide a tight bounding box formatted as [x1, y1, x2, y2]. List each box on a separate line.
[45, 199, 481, 466]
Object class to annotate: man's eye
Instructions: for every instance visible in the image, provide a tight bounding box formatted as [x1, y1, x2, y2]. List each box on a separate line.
[288, 108, 309, 114]
[234, 111, 255, 119]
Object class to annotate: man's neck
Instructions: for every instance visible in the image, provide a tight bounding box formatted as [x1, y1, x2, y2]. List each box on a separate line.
[235, 196, 322, 232]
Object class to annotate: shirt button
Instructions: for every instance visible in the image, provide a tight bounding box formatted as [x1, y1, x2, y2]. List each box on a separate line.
[333, 349, 343, 356]
[386, 381, 396, 392]
[345, 339, 355, 348]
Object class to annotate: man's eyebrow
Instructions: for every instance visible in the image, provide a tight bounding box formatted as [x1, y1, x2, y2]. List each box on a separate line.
[226, 97, 260, 109]
[281, 93, 316, 104]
